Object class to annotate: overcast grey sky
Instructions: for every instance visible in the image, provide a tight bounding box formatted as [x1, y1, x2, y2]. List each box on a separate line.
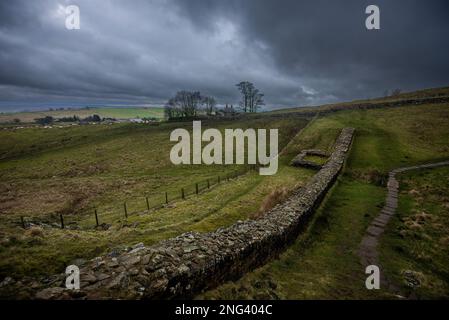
[0, 0, 448, 111]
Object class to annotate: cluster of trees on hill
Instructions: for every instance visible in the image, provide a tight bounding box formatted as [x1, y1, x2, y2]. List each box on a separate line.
[164, 81, 264, 120]
[58, 115, 81, 122]
[236, 81, 264, 113]
[34, 116, 55, 125]
[164, 91, 217, 119]
[384, 88, 402, 97]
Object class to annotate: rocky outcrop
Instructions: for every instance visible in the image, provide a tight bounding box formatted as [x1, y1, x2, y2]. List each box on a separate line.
[1, 128, 355, 300]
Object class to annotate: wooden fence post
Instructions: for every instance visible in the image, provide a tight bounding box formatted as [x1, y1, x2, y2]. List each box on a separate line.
[165, 192, 168, 204]
[195, 183, 199, 194]
[146, 197, 150, 210]
[60, 214, 64, 229]
[124, 202, 128, 218]
[95, 209, 99, 227]
[207, 179, 210, 189]
[181, 188, 185, 199]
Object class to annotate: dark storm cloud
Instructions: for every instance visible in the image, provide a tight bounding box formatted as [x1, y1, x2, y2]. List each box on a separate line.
[173, 0, 449, 102]
[0, 0, 448, 111]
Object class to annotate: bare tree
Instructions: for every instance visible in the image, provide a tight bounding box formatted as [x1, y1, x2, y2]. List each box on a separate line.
[236, 81, 251, 112]
[164, 91, 204, 119]
[164, 97, 181, 120]
[202, 96, 216, 115]
[391, 88, 402, 96]
[249, 88, 264, 112]
[174, 91, 192, 117]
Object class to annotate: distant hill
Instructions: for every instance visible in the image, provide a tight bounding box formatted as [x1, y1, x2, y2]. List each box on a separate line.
[268, 86, 449, 115]
[0, 106, 164, 123]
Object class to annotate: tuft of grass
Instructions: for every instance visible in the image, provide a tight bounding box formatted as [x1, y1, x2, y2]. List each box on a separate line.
[25, 226, 44, 238]
[250, 186, 291, 219]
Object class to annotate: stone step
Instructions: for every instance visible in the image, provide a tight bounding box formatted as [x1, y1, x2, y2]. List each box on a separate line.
[360, 235, 378, 250]
[373, 215, 391, 227]
[367, 225, 384, 237]
[381, 208, 395, 216]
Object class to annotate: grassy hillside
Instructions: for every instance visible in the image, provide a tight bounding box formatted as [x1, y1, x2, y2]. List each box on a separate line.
[0, 115, 312, 278]
[268, 86, 449, 115]
[0, 107, 164, 123]
[200, 102, 449, 299]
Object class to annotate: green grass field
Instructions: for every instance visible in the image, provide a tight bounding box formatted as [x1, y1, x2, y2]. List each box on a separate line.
[1, 92, 448, 299]
[0, 107, 164, 123]
[0, 115, 312, 278]
[200, 102, 449, 299]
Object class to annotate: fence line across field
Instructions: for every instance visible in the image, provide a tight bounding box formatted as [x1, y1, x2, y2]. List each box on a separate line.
[17, 165, 258, 230]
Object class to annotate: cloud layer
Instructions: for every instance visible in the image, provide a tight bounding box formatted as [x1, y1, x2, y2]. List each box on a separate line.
[0, 0, 448, 111]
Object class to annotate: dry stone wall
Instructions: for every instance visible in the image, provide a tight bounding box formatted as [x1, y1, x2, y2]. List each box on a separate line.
[2, 128, 355, 300]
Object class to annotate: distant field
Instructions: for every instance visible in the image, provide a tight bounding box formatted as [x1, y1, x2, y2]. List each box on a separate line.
[0, 107, 164, 123]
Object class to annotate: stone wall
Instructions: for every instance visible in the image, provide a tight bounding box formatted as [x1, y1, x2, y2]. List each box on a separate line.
[3, 128, 355, 300]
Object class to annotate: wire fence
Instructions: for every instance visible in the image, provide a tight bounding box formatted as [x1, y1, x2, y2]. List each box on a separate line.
[13, 164, 259, 231]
